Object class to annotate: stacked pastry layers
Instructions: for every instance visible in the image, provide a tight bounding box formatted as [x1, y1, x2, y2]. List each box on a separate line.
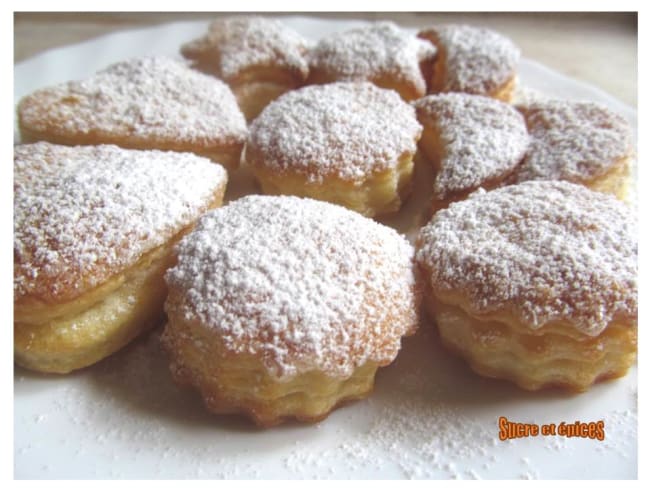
[14, 142, 228, 373]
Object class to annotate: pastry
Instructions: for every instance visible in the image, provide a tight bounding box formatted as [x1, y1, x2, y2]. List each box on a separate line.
[162, 195, 419, 426]
[14, 142, 228, 373]
[418, 24, 520, 101]
[412, 93, 528, 212]
[17, 56, 247, 170]
[246, 81, 422, 217]
[181, 16, 311, 121]
[307, 21, 436, 101]
[507, 100, 634, 200]
[416, 181, 637, 391]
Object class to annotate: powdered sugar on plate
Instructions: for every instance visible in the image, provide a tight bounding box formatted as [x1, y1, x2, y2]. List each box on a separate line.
[14, 321, 637, 479]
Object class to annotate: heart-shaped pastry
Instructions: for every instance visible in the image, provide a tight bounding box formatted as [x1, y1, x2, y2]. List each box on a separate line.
[14, 142, 228, 374]
[17, 56, 247, 170]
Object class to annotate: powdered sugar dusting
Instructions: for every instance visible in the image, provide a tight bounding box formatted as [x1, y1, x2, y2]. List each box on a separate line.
[420, 24, 520, 94]
[512, 100, 633, 182]
[165, 195, 418, 379]
[14, 142, 227, 302]
[416, 181, 637, 335]
[413, 93, 528, 199]
[15, 321, 637, 479]
[282, 396, 496, 479]
[248, 82, 422, 183]
[181, 16, 310, 82]
[308, 21, 435, 97]
[19, 56, 247, 146]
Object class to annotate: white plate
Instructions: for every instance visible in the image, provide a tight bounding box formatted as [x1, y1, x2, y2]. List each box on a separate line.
[14, 17, 638, 480]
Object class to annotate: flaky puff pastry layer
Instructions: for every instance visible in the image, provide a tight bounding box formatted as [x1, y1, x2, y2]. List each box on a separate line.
[246, 82, 422, 218]
[418, 25, 520, 102]
[14, 179, 226, 374]
[250, 151, 415, 218]
[181, 17, 311, 122]
[162, 315, 381, 427]
[231, 78, 300, 122]
[506, 147, 633, 203]
[161, 195, 419, 426]
[415, 181, 637, 392]
[15, 238, 177, 374]
[190, 63, 304, 122]
[425, 293, 637, 392]
[17, 57, 247, 171]
[18, 125, 244, 173]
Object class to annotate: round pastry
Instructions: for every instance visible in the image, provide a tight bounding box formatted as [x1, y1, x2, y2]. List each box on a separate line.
[246, 82, 422, 217]
[181, 16, 311, 121]
[14, 142, 228, 374]
[162, 195, 419, 426]
[17, 56, 247, 170]
[418, 24, 520, 102]
[307, 21, 437, 101]
[507, 100, 634, 200]
[416, 181, 637, 392]
[412, 93, 529, 212]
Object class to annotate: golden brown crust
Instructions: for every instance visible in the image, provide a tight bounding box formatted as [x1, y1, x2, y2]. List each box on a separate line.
[180, 16, 310, 86]
[15, 238, 175, 373]
[14, 142, 228, 373]
[18, 120, 244, 171]
[425, 293, 637, 392]
[14, 143, 227, 305]
[162, 313, 381, 427]
[307, 67, 424, 103]
[181, 16, 311, 121]
[415, 181, 637, 337]
[587, 157, 631, 200]
[230, 79, 298, 122]
[246, 82, 422, 216]
[187, 57, 306, 123]
[14, 197, 225, 374]
[306, 22, 436, 102]
[507, 100, 635, 199]
[416, 181, 637, 391]
[162, 195, 419, 425]
[250, 150, 416, 218]
[413, 93, 528, 212]
[14, 188, 225, 374]
[17, 57, 247, 170]
[418, 25, 520, 101]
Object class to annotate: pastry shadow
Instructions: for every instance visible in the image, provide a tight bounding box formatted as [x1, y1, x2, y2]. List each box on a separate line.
[376, 150, 434, 240]
[223, 162, 261, 204]
[77, 326, 260, 433]
[82, 324, 350, 436]
[14, 308, 581, 438]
